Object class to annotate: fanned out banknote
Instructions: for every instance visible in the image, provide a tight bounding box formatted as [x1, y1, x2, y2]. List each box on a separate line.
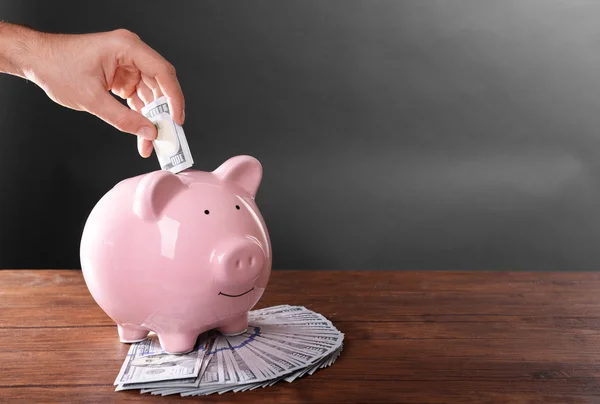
[141, 96, 194, 174]
[114, 305, 344, 396]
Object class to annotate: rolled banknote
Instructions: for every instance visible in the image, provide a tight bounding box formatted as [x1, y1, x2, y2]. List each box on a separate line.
[141, 96, 194, 174]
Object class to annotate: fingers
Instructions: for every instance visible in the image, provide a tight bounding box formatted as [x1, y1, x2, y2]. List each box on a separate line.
[127, 40, 185, 125]
[128, 86, 155, 159]
[135, 76, 163, 106]
[110, 65, 140, 99]
[141, 74, 164, 100]
[136, 80, 154, 105]
[86, 90, 156, 141]
[158, 76, 185, 126]
[137, 135, 154, 158]
[127, 92, 144, 112]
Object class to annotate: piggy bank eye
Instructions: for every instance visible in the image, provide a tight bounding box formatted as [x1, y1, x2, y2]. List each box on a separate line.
[204, 210, 210, 215]
[235, 205, 240, 210]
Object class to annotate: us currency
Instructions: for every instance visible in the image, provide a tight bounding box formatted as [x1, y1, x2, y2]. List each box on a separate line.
[141, 96, 194, 174]
[227, 339, 262, 383]
[114, 333, 206, 386]
[116, 333, 216, 391]
[115, 305, 345, 396]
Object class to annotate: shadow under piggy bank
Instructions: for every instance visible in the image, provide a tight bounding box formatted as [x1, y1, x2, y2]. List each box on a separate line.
[79, 155, 272, 354]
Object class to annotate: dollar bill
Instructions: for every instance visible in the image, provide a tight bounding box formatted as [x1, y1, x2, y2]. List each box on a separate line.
[227, 339, 261, 383]
[115, 305, 345, 396]
[116, 333, 215, 391]
[114, 333, 205, 386]
[141, 96, 194, 174]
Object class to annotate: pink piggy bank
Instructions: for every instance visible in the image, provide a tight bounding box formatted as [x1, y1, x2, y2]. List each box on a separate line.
[79, 155, 272, 354]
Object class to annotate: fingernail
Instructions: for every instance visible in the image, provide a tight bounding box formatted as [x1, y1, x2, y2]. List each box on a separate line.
[137, 126, 155, 140]
[181, 109, 185, 124]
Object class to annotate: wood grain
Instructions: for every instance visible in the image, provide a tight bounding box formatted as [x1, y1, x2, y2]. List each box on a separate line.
[2, 269, 600, 403]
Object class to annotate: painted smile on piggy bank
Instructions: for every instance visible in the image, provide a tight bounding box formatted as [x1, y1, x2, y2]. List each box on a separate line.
[80, 155, 272, 354]
[219, 287, 255, 298]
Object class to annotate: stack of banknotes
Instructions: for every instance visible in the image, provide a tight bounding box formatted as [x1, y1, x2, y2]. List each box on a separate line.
[113, 305, 345, 396]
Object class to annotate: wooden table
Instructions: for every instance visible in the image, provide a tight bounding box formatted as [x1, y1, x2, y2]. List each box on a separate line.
[2, 270, 600, 403]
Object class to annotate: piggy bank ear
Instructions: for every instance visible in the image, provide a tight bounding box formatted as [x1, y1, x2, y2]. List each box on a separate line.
[133, 170, 187, 221]
[213, 155, 263, 197]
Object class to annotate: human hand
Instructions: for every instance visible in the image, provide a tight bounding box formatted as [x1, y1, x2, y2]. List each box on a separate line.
[7, 26, 184, 158]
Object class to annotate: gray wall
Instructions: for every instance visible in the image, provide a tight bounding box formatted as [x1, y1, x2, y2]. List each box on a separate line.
[1, 0, 600, 271]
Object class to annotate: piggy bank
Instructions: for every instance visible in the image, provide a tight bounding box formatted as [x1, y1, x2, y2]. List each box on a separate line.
[79, 155, 272, 354]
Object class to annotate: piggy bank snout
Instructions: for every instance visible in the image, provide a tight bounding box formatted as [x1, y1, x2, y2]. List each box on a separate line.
[212, 238, 265, 283]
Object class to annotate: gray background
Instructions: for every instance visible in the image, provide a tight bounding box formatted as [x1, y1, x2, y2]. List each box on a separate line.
[1, 0, 600, 271]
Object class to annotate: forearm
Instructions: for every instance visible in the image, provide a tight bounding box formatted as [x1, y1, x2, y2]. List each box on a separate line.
[0, 22, 39, 78]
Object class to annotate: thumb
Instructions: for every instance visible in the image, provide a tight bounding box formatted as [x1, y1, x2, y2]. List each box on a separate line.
[87, 92, 157, 140]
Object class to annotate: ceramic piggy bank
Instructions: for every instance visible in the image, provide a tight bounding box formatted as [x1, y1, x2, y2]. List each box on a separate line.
[79, 155, 272, 354]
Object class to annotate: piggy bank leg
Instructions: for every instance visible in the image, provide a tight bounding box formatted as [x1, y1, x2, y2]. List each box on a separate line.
[117, 324, 150, 343]
[157, 333, 199, 354]
[217, 313, 249, 336]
